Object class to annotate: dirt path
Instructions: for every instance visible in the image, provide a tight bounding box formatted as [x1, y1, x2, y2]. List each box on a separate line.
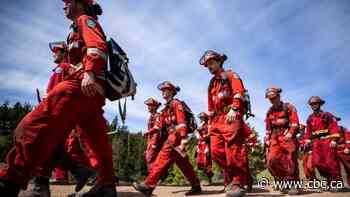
[21, 185, 350, 197]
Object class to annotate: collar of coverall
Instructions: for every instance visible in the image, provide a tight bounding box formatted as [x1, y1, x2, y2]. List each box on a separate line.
[165, 98, 175, 107]
[313, 110, 323, 116]
[271, 101, 284, 110]
[214, 68, 225, 79]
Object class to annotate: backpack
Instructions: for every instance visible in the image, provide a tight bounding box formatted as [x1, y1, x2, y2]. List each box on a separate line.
[104, 38, 137, 101]
[170, 99, 197, 133]
[208, 70, 254, 119]
[73, 20, 137, 101]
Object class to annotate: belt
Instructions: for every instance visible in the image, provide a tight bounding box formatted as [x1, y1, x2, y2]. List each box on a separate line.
[312, 129, 329, 136]
[317, 133, 340, 140]
[270, 127, 288, 134]
[313, 134, 332, 140]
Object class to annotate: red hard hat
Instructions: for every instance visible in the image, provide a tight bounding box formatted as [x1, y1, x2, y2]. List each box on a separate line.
[62, 0, 93, 6]
[144, 98, 161, 107]
[308, 96, 325, 105]
[157, 81, 180, 93]
[49, 41, 67, 53]
[198, 112, 208, 119]
[199, 50, 223, 67]
[265, 86, 282, 99]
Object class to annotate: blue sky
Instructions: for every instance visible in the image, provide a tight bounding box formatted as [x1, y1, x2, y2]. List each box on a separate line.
[0, 0, 350, 138]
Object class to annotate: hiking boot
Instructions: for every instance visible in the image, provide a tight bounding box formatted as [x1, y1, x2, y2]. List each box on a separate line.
[19, 177, 50, 197]
[132, 182, 153, 197]
[226, 185, 246, 197]
[70, 164, 95, 192]
[0, 179, 20, 197]
[185, 185, 202, 195]
[81, 183, 117, 197]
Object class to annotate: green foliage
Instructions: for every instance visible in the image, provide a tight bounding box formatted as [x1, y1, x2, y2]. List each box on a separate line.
[257, 169, 274, 182]
[247, 128, 266, 183]
[110, 127, 147, 182]
[0, 102, 32, 162]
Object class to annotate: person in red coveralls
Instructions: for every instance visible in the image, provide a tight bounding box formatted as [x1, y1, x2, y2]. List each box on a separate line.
[195, 112, 214, 184]
[304, 96, 342, 191]
[264, 87, 300, 195]
[298, 124, 317, 181]
[0, 1, 117, 196]
[143, 98, 164, 172]
[133, 81, 202, 197]
[47, 42, 70, 184]
[242, 123, 257, 192]
[45, 41, 70, 93]
[337, 125, 350, 186]
[199, 50, 249, 197]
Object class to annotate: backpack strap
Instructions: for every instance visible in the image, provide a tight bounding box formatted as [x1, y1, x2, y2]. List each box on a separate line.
[283, 102, 290, 115]
[323, 112, 332, 128]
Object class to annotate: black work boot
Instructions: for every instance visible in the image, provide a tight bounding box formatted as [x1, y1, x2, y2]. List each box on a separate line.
[132, 182, 153, 197]
[185, 185, 202, 195]
[0, 179, 21, 197]
[70, 164, 95, 192]
[206, 172, 214, 186]
[81, 183, 117, 197]
[226, 184, 246, 197]
[19, 177, 50, 197]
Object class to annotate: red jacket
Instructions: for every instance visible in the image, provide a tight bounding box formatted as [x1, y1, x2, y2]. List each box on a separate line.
[46, 63, 70, 93]
[305, 111, 339, 141]
[145, 112, 162, 143]
[265, 102, 300, 139]
[197, 122, 209, 142]
[338, 126, 350, 149]
[157, 99, 188, 145]
[147, 112, 161, 132]
[67, 15, 107, 77]
[208, 68, 245, 117]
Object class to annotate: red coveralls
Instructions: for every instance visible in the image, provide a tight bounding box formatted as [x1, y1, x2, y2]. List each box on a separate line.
[144, 112, 164, 172]
[196, 122, 213, 179]
[242, 123, 256, 188]
[305, 111, 341, 182]
[208, 68, 249, 187]
[144, 99, 200, 188]
[265, 102, 300, 181]
[0, 15, 114, 188]
[44, 63, 92, 180]
[337, 126, 350, 185]
[298, 134, 316, 180]
[46, 63, 69, 180]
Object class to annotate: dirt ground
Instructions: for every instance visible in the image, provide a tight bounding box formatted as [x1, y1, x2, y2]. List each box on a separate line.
[20, 184, 350, 197]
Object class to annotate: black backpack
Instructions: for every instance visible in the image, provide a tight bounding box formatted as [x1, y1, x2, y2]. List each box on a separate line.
[73, 20, 137, 101]
[104, 38, 137, 101]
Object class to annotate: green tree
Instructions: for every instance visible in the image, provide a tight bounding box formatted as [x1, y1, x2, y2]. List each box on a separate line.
[0, 102, 32, 162]
[247, 128, 266, 183]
